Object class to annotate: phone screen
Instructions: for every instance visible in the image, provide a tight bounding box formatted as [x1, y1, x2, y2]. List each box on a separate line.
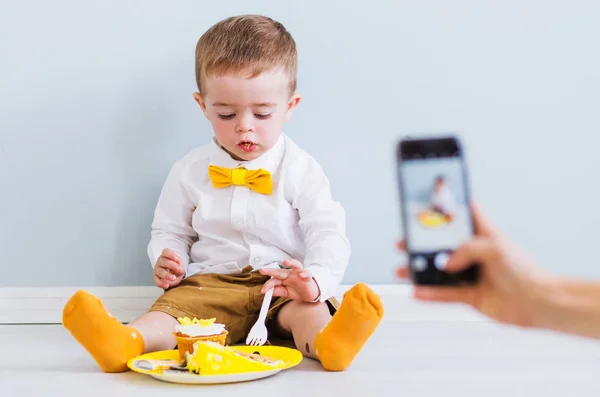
[400, 157, 473, 254]
[397, 136, 478, 283]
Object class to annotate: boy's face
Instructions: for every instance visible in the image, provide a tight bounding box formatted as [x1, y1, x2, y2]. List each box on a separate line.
[194, 68, 301, 161]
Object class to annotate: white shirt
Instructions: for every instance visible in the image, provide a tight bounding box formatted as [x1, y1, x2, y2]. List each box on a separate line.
[430, 184, 457, 215]
[147, 134, 351, 302]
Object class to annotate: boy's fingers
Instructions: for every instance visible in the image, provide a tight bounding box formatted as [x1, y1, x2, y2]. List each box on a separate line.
[168, 262, 185, 276]
[298, 271, 312, 281]
[167, 277, 182, 287]
[161, 249, 181, 264]
[282, 259, 303, 270]
[172, 266, 185, 277]
[158, 259, 183, 275]
[270, 286, 289, 298]
[396, 240, 406, 251]
[261, 277, 283, 293]
[154, 275, 168, 289]
[156, 267, 176, 281]
[259, 267, 291, 280]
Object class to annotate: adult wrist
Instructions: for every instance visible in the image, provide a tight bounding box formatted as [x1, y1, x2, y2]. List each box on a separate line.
[527, 273, 564, 331]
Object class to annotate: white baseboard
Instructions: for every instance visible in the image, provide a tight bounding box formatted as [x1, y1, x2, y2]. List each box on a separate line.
[0, 284, 488, 324]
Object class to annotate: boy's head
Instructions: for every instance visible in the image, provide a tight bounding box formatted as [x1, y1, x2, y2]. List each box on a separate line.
[434, 176, 446, 191]
[193, 15, 301, 161]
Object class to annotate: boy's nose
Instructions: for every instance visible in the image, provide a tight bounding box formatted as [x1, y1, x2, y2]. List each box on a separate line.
[236, 125, 254, 133]
[236, 114, 254, 133]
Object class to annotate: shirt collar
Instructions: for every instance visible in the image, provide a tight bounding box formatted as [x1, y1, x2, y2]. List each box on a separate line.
[209, 135, 286, 175]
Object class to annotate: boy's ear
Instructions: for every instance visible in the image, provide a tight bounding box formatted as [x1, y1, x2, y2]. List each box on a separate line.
[193, 92, 208, 115]
[284, 93, 302, 122]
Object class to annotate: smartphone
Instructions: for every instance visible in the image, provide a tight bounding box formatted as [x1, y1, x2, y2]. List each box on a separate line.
[396, 135, 479, 285]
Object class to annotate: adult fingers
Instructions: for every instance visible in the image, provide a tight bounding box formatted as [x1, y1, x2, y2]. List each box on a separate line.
[396, 240, 406, 251]
[445, 237, 500, 273]
[414, 286, 477, 305]
[396, 266, 409, 279]
[470, 201, 498, 238]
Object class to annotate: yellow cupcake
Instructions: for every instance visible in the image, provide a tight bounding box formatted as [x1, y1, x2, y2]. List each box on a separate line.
[173, 317, 228, 361]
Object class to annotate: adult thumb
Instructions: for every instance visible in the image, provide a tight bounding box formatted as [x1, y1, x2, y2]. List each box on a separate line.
[445, 237, 498, 273]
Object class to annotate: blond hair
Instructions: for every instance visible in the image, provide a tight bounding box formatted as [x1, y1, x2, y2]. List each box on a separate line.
[195, 15, 297, 96]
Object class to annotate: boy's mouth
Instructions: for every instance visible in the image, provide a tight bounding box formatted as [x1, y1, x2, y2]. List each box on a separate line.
[237, 140, 258, 153]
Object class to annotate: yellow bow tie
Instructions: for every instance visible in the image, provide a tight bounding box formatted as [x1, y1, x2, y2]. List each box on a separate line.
[208, 165, 273, 195]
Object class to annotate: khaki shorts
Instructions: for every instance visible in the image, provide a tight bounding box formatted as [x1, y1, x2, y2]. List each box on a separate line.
[149, 265, 339, 346]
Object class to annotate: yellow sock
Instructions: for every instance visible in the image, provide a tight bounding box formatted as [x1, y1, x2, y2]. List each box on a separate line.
[314, 283, 384, 371]
[62, 290, 144, 373]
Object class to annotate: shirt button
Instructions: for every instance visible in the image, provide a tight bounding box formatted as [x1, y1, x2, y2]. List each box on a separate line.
[252, 257, 260, 265]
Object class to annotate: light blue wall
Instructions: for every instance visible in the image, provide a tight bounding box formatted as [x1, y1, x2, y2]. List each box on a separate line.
[1, 1, 600, 287]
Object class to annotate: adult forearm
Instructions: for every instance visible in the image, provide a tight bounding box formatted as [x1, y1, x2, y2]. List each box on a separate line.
[532, 276, 600, 339]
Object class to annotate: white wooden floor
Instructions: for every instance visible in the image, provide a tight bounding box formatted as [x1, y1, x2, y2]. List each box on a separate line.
[2, 299, 600, 397]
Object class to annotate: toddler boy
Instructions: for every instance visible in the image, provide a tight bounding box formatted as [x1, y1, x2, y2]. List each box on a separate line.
[62, 14, 383, 373]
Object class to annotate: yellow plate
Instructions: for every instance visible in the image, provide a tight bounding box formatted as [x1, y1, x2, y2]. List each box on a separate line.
[127, 346, 303, 385]
[418, 210, 450, 229]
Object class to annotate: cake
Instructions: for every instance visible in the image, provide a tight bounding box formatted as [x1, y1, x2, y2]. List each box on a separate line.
[173, 317, 228, 360]
[186, 341, 285, 375]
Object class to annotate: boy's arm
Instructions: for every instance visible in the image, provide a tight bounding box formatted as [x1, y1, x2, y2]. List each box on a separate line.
[147, 159, 197, 273]
[290, 157, 351, 302]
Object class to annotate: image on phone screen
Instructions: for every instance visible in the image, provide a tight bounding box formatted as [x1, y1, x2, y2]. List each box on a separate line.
[401, 157, 472, 253]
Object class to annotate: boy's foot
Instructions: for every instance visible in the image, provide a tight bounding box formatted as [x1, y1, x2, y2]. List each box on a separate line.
[314, 283, 384, 371]
[62, 290, 144, 373]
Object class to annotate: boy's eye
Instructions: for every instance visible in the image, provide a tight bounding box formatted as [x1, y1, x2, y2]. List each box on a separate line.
[218, 114, 235, 120]
[255, 114, 271, 120]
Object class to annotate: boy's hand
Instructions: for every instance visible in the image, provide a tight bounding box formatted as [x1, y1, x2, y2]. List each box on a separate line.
[154, 249, 185, 290]
[259, 259, 321, 302]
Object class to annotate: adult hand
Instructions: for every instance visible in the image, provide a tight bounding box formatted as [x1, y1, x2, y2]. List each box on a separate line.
[397, 203, 545, 327]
